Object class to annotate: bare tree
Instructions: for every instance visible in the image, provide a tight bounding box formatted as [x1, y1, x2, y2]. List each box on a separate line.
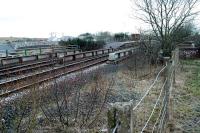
[133, 0, 199, 56]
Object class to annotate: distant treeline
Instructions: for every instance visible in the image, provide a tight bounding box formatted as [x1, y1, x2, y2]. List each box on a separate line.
[59, 38, 105, 51]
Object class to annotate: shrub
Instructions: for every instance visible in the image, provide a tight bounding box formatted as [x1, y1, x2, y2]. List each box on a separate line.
[59, 38, 105, 51]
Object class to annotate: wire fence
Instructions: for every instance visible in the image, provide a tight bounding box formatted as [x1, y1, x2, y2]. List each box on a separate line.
[131, 49, 178, 133]
[109, 48, 179, 133]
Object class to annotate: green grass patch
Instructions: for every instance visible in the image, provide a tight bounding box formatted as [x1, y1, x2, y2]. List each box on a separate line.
[183, 59, 200, 97]
[181, 59, 200, 66]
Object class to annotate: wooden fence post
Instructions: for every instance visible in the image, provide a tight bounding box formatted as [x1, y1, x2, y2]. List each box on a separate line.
[163, 54, 176, 132]
[161, 57, 171, 132]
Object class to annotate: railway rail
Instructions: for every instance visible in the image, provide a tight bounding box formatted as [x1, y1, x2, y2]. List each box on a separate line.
[0, 49, 113, 79]
[0, 58, 58, 73]
[0, 54, 108, 97]
[0, 60, 58, 79]
[0, 46, 139, 98]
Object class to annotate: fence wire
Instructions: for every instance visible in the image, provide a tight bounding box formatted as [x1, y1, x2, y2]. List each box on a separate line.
[141, 79, 167, 132]
[131, 57, 177, 133]
[132, 64, 167, 111]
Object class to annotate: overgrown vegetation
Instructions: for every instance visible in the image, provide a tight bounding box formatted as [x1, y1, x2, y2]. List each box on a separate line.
[0, 69, 114, 132]
[0, 48, 160, 132]
[59, 38, 105, 51]
[113, 33, 130, 42]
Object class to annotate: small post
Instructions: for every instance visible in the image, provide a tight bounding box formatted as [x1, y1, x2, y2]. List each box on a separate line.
[117, 53, 120, 59]
[6, 50, 8, 57]
[19, 57, 23, 64]
[35, 55, 38, 61]
[72, 55, 76, 61]
[52, 47, 54, 53]
[55, 53, 58, 58]
[83, 53, 86, 58]
[24, 49, 27, 56]
[39, 48, 42, 54]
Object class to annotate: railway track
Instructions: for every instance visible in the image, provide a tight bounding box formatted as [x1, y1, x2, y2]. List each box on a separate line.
[0, 50, 112, 79]
[0, 60, 58, 79]
[0, 54, 108, 98]
[0, 55, 109, 80]
[0, 58, 58, 73]
[0, 58, 57, 71]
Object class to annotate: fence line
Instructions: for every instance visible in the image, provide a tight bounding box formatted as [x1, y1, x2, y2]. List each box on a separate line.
[158, 102, 167, 132]
[152, 68, 175, 133]
[131, 51, 178, 132]
[108, 49, 179, 133]
[141, 79, 167, 132]
[151, 94, 167, 133]
[154, 50, 177, 133]
[132, 65, 167, 111]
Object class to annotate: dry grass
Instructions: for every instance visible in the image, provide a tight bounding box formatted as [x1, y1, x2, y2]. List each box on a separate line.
[172, 59, 200, 132]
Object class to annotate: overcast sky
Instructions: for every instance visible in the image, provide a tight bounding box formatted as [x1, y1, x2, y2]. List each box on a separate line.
[0, 0, 145, 38]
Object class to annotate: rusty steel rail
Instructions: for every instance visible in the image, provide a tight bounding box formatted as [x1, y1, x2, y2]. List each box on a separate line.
[0, 54, 108, 98]
[0, 48, 113, 79]
[0, 60, 58, 79]
[0, 59, 59, 73]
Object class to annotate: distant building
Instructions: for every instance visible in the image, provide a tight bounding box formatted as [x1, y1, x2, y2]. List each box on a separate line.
[131, 34, 140, 41]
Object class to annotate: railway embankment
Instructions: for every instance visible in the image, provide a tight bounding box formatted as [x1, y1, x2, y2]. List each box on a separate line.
[0, 51, 156, 132]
